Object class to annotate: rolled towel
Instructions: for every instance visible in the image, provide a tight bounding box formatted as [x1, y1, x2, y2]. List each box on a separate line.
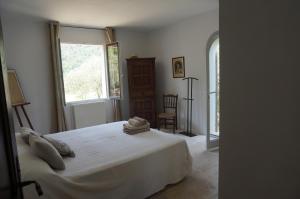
[128, 118, 143, 127]
[128, 117, 147, 126]
[133, 116, 147, 123]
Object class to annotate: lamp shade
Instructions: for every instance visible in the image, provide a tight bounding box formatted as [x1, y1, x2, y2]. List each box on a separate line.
[7, 69, 26, 106]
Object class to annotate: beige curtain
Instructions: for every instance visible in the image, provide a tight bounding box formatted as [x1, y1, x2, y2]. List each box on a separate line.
[105, 27, 122, 121]
[112, 98, 122, 121]
[49, 22, 67, 131]
[105, 27, 116, 44]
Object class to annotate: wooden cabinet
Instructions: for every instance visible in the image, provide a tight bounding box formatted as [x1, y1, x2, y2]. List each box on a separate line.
[127, 58, 156, 127]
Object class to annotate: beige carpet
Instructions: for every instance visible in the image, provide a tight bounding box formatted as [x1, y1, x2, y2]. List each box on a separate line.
[148, 134, 219, 199]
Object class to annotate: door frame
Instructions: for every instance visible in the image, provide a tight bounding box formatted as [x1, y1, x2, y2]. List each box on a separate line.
[206, 31, 220, 149]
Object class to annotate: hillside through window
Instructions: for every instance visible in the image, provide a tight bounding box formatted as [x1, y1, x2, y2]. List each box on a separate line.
[60, 43, 107, 103]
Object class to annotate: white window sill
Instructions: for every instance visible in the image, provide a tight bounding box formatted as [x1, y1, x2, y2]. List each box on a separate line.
[65, 97, 121, 107]
[109, 96, 121, 100]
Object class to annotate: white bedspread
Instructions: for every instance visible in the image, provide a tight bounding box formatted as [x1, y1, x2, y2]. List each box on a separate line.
[17, 121, 192, 199]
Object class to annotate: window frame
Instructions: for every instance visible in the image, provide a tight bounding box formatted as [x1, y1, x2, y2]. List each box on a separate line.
[106, 42, 121, 99]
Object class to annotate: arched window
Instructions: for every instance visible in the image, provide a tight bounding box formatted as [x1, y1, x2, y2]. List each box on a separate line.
[207, 33, 220, 139]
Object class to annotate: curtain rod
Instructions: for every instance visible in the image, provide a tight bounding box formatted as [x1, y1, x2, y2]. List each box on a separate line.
[61, 24, 105, 31]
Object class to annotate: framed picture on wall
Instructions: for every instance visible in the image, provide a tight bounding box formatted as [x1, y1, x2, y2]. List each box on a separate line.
[172, 56, 185, 78]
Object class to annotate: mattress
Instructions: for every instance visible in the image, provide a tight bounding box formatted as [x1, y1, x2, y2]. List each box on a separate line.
[17, 121, 192, 199]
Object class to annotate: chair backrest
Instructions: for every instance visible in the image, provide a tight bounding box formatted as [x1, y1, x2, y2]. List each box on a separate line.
[163, 94, 178, 113]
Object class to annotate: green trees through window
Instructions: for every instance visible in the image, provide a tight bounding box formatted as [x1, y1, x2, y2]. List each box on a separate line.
[60, 43, 106, 103]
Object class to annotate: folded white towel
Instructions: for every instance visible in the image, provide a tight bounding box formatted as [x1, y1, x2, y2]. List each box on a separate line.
[124, 127, 150, 135]
[123, 122, 150, 131]
[123, 117, 150, 135]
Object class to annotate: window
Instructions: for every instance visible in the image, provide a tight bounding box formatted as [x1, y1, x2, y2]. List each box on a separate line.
[106, 42, 121, 98]
[60, 43, 107, 103]
[59, 26, 121, 103]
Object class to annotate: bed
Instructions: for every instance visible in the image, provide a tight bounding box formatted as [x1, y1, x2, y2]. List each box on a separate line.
[16, 121, 192, 199]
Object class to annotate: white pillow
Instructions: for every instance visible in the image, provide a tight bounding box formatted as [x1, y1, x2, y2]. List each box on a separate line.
[42, 136, 75, 157]
[20, 127, 41, 145]
[29, 135, 65, 170]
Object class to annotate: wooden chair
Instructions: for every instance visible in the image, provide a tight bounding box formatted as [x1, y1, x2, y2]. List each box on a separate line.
[157, 94, 178, 133]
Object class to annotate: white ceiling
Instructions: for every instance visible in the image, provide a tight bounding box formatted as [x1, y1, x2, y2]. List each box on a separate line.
[0, 0, 218, 31]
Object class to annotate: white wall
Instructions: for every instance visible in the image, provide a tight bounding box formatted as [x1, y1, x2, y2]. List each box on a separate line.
[146, 10, 219, 134]
[0, 11, 148, 133]
[1, 11, 57, 134]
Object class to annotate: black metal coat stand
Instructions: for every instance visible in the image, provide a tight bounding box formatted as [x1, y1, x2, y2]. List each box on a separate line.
[182, 77, 198, 137]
